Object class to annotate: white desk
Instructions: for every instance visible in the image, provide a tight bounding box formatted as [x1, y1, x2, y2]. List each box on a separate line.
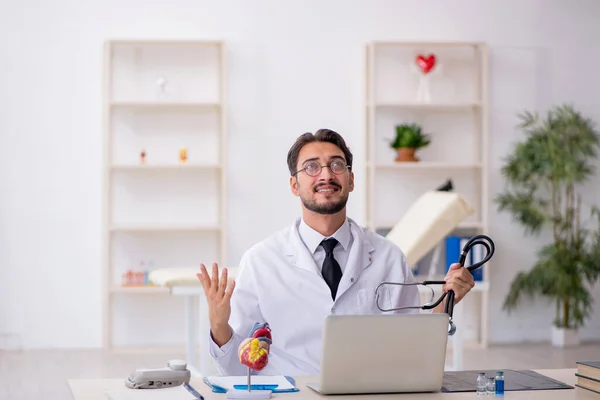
[68, 369, 597, 399]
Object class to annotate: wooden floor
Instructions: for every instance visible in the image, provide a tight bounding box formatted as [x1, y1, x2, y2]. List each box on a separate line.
[1, 342, 599, 400]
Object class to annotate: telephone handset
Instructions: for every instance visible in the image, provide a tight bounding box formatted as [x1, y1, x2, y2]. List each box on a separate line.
[125, 359, 191, 389]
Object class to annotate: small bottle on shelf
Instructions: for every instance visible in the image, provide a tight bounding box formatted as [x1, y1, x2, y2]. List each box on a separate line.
[134, 261, 145, 285]
[145, 260, 154, 285]
[179, 148, 188, 164]
[126, 270, 134, 286]
[135, 271, 144, 285]
[155, 75, 168, 100]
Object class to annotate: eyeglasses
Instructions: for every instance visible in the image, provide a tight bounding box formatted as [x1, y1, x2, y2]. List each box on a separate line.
[294, 160, 350, 177]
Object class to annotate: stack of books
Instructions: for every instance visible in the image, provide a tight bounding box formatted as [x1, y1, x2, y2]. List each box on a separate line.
[575, 361, 600, 394]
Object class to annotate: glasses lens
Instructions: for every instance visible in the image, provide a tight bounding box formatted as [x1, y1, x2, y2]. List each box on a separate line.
[330, 161, 346, 174]
[304, 162, 321, 176]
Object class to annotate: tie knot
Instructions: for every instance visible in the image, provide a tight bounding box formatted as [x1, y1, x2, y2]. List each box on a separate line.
[321, 238, 338, 254]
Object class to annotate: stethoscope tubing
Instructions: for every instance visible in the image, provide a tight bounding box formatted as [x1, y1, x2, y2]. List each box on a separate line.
[375, 234, 495, 336]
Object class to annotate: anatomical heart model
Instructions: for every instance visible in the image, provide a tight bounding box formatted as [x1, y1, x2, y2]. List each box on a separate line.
[238, 322, 272, 372]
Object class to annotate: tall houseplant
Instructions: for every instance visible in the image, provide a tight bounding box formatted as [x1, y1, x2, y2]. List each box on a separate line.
[495, 104, 600, 347]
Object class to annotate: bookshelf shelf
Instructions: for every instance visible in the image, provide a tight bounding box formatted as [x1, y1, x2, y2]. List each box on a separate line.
[110, 101, 221, 108]
[365, 41, 490, 358]
[109, 224, 222, 233]
[110, 163, 222, 171]
[374, 220, 484, 231]
[111, 286, 171, 294]
[371, 162, 482, 170]
[102, 39, 227, 350]
[371, 102, 480, 111]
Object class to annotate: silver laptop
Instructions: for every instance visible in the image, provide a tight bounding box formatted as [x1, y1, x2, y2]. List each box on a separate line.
[306, 313, 449, 395]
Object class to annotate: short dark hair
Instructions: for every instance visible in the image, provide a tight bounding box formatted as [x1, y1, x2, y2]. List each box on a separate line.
[286, 129, 353, 176]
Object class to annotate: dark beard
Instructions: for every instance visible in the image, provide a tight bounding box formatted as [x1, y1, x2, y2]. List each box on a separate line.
[302, 194, 348, 215]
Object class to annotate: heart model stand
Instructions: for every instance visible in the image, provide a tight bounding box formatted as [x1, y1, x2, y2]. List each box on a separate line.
[411, 54, 442, 103]
[226, 323, 273, 400]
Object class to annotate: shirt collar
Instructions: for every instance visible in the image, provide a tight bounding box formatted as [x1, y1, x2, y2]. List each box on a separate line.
[298, 217, 352, 254]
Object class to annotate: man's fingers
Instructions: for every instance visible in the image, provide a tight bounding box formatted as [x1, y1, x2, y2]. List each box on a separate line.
[455, 270, 475, 288]
[445, 280, 470, 301]
[218, 268, 228, 296]
[197, 264, 210, 290]
[211, 263, 220, 291]
[225, 279, 236, 301]
[196, 273, 205, 290]
[447, 268, 474, 287]
[445, 263, 462, 276]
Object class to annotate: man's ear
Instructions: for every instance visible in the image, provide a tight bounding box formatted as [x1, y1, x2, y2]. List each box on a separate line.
[349, 171, 355, 192]
[290, 176, 300, 196]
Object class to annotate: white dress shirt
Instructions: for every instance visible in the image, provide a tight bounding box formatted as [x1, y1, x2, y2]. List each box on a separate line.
[208, 217, 419, 377]
[298, 217, 353, 275]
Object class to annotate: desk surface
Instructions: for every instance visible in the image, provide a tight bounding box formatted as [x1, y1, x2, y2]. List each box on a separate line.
[68, 369, 596, 399]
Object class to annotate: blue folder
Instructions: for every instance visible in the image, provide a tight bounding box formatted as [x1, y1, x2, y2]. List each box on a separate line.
[203, 376, 299, 393]
[445, 235, 483, 281]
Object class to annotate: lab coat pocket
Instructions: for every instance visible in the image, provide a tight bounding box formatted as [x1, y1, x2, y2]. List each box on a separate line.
[357, 287, 390, 314]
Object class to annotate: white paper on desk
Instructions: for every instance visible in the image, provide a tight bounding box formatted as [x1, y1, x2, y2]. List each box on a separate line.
[206, 375, 295, 391]
[104, 386, 194, 400]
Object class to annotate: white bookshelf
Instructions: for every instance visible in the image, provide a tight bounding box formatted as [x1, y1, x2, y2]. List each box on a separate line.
[102, 40, 227, 349]
[365, 41, 490, 351]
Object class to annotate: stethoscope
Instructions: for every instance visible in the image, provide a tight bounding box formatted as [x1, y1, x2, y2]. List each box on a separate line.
[375, 234, 495, 337]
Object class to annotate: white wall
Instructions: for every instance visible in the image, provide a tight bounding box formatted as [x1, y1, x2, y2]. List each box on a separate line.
[1, 0, 600, 349]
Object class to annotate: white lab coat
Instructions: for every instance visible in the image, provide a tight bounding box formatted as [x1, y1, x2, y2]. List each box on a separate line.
[209, 217, 420, 377]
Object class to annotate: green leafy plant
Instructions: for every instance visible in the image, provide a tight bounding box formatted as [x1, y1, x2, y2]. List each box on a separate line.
[495, 104, 600, 330]
[389, 123, 431, 149]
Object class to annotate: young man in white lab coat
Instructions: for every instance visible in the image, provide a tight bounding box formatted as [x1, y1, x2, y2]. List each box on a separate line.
[196, 129, 475, 377]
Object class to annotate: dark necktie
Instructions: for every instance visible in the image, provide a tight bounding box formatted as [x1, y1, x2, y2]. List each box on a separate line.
[321, 238, 343, 300]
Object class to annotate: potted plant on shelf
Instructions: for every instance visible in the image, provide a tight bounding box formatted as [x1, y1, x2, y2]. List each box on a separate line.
[389, 123, 431, 162]
[495, 104, 600, 347]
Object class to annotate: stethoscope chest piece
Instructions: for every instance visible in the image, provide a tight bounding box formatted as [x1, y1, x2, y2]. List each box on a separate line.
[447, 319, 456, 336]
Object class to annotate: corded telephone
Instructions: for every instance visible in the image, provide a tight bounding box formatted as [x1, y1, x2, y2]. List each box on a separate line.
[125, 359, 191, 389]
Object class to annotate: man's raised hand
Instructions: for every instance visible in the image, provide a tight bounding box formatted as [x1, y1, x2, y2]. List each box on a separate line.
[196, 263, 236, 346]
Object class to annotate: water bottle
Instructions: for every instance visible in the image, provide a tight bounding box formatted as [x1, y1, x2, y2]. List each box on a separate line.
[476, 372, 486, 396]
[495, 371, 504, 395]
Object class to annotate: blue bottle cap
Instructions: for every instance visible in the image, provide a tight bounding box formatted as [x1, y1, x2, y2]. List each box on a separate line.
[496, 371, 503, 376]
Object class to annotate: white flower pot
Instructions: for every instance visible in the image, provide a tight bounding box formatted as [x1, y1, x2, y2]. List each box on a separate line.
[551, 326, 580, 347]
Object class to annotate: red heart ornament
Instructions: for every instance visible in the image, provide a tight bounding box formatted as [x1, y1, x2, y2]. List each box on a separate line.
[416, 54, 436, 74]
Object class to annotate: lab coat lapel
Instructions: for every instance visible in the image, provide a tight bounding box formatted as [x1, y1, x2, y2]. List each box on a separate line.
[284, 219, 320, 274]
[335, 219, 375, 300]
